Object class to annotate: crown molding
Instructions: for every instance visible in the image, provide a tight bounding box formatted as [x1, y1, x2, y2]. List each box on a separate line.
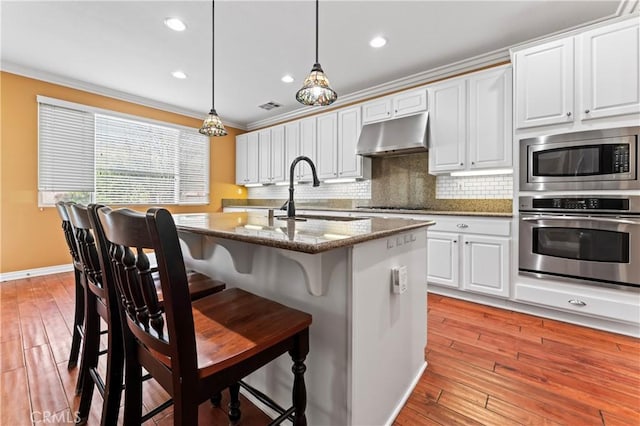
[0, 61, 247, 130]
[246, 48, 510, 131]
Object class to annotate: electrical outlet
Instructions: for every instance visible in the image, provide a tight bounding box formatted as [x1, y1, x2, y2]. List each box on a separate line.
[391, 265, 408, 294]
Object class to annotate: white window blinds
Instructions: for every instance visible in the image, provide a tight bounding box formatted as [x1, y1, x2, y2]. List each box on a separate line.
[37, 96, 210, 206]
[38, 103, 95, 191]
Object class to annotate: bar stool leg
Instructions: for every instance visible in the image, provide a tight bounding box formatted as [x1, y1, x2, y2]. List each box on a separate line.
[68, 269, 85, 370]
[290, 331, 309, 426]
[228, 382, 241, 422]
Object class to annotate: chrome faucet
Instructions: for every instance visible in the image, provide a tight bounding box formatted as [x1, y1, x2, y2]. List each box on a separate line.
[285, 156, 320, 218]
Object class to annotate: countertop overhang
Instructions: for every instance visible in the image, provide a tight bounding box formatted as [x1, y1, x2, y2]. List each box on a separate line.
[173, 212, 434, 254]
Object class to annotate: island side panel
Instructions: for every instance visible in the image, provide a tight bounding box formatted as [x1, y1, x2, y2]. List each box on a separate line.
[179, 235, 352, 426]
[350, 229, 428, 426]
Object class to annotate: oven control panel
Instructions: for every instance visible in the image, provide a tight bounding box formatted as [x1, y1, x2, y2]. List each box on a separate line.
[519, 196, 639, 214]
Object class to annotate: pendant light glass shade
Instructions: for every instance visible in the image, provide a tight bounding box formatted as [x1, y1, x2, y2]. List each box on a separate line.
[200, 108, 227, 136]
[296, 62, 337, 106]
[296, 0, 337, 106]
[199, 1, 227, 137]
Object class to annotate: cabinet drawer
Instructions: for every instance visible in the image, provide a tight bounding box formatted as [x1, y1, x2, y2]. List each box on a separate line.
[428, 217, 511, 237]
[515, 282, 640, 324]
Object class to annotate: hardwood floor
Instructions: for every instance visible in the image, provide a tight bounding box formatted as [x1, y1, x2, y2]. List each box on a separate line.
[395, 294, 640, 426]
[1, 272, 638, 425]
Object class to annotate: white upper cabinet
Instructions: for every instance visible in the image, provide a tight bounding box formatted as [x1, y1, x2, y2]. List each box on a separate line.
[258, 129, 271, 183]
[428, 78, 467, 173]
[514, 18, 640, 130]
[580, 19, 640, 120]
[428, 65, 512, 175]
[316, 112, 339, 180]
[514, 38, 574, 129]
[362, 97, 392, 123]
[284, 121, 300, 182]
[392, 89, 428, 118]
[338, 106, 368, 178]
[299, 116, 317, 181]
[235, 134, 248, 185]
[468, 66, 512, 170]
[235, 132, 259, 185]
[258, 127, 285, 184]
[362, 88, 427, 124]
[270, 125, 286, 182]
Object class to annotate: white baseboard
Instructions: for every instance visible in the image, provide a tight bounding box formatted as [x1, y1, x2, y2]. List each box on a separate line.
[384, 361, 428, 426]
[0, 263, 74, 282]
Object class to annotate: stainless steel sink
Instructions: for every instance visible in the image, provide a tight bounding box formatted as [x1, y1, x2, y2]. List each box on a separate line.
[275, 214, 369, 222]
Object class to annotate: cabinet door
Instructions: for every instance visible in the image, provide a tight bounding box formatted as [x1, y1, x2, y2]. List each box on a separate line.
[316, 113, 338, 180]
[299, 116, 317, 181]
[427, 232, 459, 288]
[393, 89, 427, 117]
[246, 131, 260, 184]
[362, 97, 392, 124]
[514, 37, 574, 128]
[468, 66, 512, 170]
[271, 125, 286, 182]
[337, 106, 362, 178]
[284, 121, 300, 182]
[235, 134, 248, 185]
[428, 78, 467, 174]
[462, 235, 509, 297]
[258, 129, 271, 183]
[581, 19, 640, 120]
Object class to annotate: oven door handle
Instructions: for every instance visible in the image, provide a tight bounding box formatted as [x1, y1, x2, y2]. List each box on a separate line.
[521, 215, 640, 225]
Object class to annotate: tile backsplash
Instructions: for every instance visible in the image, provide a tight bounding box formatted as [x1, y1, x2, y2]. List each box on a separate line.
[248, 180, 371, 199]
[436, 175, 513, 199]
[248, 152, 513, 204]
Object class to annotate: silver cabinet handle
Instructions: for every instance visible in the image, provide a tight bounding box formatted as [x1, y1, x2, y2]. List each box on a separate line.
[460, 162, 464, 166]
[585, 109, 590, 114]
[453, 240, 457, 243]
[456, 224, 468, 228]
[471, 161, 475, 165]
[568, 299, 586, 307]
[566, 112, 572, 117]
[465, 241, 469, 245]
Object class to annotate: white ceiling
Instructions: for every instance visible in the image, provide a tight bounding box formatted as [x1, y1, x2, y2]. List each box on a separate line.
[1, 0, 623, 129]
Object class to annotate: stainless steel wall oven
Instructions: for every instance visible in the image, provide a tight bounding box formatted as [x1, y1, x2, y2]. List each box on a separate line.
[520, 127, 639, 191]
[519, 195, 640, 288]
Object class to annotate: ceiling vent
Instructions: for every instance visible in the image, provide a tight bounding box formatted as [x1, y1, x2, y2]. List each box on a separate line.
[258, 101, 282, 111]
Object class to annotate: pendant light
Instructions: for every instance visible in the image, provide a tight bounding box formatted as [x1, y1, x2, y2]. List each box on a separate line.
[295, 0, 337, 106]
[199, 0, 227, 137]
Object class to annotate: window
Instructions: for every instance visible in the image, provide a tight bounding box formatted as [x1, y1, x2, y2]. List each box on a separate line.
[38, 96, 209, 206]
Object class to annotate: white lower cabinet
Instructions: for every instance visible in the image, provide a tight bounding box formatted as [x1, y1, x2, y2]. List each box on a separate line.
[515, 281, 640, 324]
[427, 232, 459, 288]
[462, 235, 510, 297]
[427, 217, 511, 298]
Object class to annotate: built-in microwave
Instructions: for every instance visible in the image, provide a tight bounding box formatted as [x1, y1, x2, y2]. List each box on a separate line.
[520, 127, 639, 191]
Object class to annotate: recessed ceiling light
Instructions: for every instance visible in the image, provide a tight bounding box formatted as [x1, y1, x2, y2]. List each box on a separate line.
[171, 71, 187, 79]
[370, 36, 387, 48]
[164, 18, 186, 32]
[281, 74, 295, 83]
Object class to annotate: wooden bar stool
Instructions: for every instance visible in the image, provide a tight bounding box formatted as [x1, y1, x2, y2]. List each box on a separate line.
[95, 206, 312, 426]
[54, 202, 85, 378]
[68, 204, 226, 425]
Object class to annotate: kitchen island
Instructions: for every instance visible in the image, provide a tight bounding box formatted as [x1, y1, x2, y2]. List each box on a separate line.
[174, 211, 434, 426]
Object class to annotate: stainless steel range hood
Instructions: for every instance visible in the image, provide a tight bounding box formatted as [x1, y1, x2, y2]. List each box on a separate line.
[356, 112, 428, 157]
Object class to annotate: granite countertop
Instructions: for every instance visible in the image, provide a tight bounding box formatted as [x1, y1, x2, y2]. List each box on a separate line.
[173, 212, 434, 254]
[223, 205, 513, 218]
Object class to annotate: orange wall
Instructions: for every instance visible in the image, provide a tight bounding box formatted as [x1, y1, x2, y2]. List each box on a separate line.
[0, 72, 246, 273]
